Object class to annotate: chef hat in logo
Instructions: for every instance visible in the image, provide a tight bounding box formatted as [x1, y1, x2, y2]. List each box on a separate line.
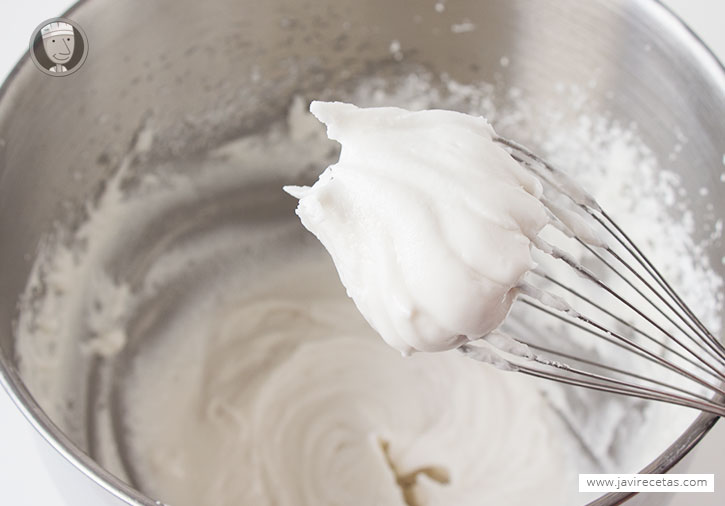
[41, 22, 74, 39]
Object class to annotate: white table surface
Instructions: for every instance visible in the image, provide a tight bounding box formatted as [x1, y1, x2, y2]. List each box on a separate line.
[1, 1, 724, 505]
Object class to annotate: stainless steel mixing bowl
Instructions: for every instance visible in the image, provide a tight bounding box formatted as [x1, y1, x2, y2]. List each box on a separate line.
[1, 0, 723, 505]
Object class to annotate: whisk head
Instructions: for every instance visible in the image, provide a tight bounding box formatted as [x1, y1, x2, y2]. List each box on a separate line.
[460, 137, 725, 418]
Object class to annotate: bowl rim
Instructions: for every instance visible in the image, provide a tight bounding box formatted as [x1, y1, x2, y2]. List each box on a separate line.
[0, 1, 722, 505]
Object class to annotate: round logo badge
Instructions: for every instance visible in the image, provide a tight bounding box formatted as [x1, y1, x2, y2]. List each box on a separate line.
[29, 17, 89, 76]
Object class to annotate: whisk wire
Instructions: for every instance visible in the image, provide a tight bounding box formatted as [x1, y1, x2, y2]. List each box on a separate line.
[517, 340, 716, 403]
[459, 136, 725, 417]
[540, 241, 725, 388]
[513, 362, 725, 417]
[520, 295, 721, 385]
[531, 272, 724, 382]
[581, 240, 725, 371]
[596, 210, 725, 359]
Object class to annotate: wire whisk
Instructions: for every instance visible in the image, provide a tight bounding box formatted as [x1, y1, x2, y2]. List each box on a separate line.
[459, 137, 725, 418]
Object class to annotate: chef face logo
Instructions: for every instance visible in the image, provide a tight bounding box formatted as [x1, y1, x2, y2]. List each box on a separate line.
[29, 18, 88, 76]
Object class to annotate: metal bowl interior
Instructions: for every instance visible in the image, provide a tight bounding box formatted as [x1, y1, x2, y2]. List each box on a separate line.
[0, 0, 724, 505]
